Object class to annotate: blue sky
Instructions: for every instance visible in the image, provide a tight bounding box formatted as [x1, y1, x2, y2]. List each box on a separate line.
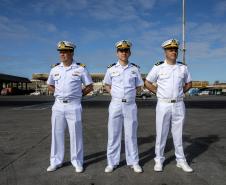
[0, 0, 226, 83]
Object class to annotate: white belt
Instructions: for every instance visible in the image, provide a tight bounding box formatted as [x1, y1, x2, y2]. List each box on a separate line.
[56, 98, 81, 104]
[111, 97, 135, 103]
[158, 98, 183, 103]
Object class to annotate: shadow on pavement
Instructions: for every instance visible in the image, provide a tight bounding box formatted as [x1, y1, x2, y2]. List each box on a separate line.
[84, 151, 106, 168]
[118, 135, 156, 168]
[185, 135, 219, 163]
[164, 134, 219, 165]
[79, 135, 157, 169]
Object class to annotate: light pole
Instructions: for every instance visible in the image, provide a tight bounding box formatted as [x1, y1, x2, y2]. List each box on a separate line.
[182, 0, 186, 64]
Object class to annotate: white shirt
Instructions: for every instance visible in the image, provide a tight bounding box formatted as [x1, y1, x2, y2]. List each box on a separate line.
[103, 61, 144, 99]
[47, 61, 93, 100]
[146, 60, 192, 99]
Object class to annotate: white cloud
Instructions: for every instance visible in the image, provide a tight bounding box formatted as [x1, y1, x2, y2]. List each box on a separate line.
[27, 0, 158, 21]
[0, 15, 61, 42]
[0, 16, 28, 39]
[187, 41, 226, 61]
[188, 22, 226, 43]
[214, 0, 226, 16]
[79, 29, 105, 43]
[133, 0, 157, 10]
[30, 0, 88, 15]
[90, 4, 134, 21]
[185, 21, 226, 62]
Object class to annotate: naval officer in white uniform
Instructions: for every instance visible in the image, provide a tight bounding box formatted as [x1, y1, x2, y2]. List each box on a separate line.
[46, 41, 93, 173]
[103, 40, 143, 173]
[145, 39, 193, 172]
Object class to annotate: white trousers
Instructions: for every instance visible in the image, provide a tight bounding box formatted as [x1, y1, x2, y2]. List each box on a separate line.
[107, 100, 139, 166]
[155, 100, 186, 164]
[50, 100, 83, 167]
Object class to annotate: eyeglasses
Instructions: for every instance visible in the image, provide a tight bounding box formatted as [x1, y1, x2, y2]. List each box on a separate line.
[117, 49, 130, 53]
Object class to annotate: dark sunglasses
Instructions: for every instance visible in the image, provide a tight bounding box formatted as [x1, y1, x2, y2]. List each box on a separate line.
[117, 49, 130, 53]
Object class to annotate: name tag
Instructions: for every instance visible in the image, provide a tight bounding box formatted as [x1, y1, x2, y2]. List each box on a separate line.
[159, 72, 170, 79]
[111, 71, 120, 77]
[131, 71, 136, 75]
[72, 72, 81, 76]
[53, 73, 61, 80]
[159, 73, 167, 76]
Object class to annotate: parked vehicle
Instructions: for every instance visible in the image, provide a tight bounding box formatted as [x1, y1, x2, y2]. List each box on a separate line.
[30, 91, 41, 96]
[90, 90, 100, 96]
[1, 87, 34, 95]
[198, 90, 210, 96]
[188, 88, 200, 96]
[137, 89, 152, 99]
[1, 88, 9, 95]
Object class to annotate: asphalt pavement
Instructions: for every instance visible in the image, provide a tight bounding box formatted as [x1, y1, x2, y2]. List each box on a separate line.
[0, 95, 225, 185]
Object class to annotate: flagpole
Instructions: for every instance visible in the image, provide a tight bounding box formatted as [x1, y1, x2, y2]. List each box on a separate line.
[182, 0, 186, 64]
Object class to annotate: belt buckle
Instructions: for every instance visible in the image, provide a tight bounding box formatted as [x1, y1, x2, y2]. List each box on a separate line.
[122, 99, 127, 102]
[63, 100, 68, 103]
[171, 100, 176, 103]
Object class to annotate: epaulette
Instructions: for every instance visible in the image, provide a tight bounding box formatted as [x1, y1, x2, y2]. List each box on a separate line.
[177, 61, 187, 65]
[107, 63, 116, 68]
[131, 63, 140, 68]
[76, 63, 86, 67]
[155, 61, 164, 66]
[51, 63, 60, 68]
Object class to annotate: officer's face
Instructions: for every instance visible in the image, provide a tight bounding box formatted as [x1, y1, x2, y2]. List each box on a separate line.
[165, 48, 178, 61]
[117, 48, 131, 62]
[59, 50, 74, 62]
